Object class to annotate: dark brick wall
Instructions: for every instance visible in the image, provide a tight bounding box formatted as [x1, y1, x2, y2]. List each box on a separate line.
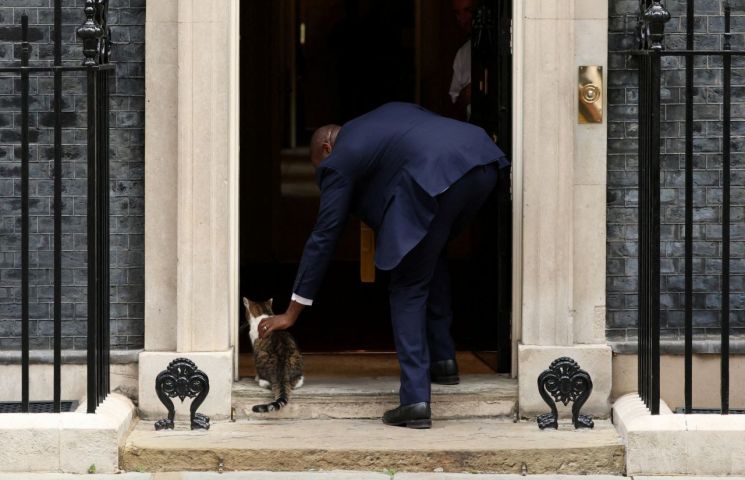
[608, 0, 745, 344]
[0, 0, 144, 350]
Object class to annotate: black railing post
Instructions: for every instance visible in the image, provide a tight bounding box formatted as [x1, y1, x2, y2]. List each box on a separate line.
[77, 0, 104, 414]
[95, 0, 112, 403]
[651, 48, 662, 415]
[20, 12, 30, 414]
[639, 51, 658, 413]
[637, 0, 669, 415]
[99, 69, 111, 402]
[683, 0, 694, 416]
[85, 63, 100, 415]
[649, 6, 667, 417]
[638, 52, 649, 406]
[52, 0, 63, 414]
[721, 0, 732, 415]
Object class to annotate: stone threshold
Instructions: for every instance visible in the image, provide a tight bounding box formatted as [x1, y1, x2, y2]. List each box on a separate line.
[232, 374, 517, 420]
[121, 418, 625, 475]
[3, 473, 745, 479]
[613, 393, 745, 476]
[0, 474, 624, 479]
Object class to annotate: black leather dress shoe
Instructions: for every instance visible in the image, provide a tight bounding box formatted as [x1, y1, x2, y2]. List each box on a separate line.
[430, 359, 460, 385]
[382, 402, 431, 429]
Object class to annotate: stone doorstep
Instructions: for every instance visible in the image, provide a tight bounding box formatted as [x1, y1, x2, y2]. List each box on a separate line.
[0, 393, 136, 474]
[613, 393, 745, 476]
[232, 374, 517, 420]
[120, 418, 625, 475]
[2, 474, 744, 480]
[0, 474, 626, 480]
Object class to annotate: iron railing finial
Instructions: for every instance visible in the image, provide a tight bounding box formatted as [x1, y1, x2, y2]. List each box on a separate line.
[641, 1, 671, 51]
[77, 0, 103, 66]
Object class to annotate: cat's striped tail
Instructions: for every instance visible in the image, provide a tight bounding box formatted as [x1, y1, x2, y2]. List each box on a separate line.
[252, 380, 290, 413]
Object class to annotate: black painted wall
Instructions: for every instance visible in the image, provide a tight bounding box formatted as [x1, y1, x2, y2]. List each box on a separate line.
[608, 0, 745, 345]
[0, 0, 144, 350]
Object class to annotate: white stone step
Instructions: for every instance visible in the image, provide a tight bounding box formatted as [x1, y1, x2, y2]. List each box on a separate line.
[121, 418, 625, 475]
[232, 374, 517, 420]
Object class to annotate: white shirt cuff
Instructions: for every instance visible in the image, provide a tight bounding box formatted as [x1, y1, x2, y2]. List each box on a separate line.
[291, 293, 313, 306]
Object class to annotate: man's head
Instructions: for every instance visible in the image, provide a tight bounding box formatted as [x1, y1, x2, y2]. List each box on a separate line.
[310, 124, 341, 167]
[452, 0, 476, 33]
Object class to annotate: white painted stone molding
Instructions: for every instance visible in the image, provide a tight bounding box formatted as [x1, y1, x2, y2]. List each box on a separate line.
[613, 393, 745, 475]
[0, 393, 135, 474]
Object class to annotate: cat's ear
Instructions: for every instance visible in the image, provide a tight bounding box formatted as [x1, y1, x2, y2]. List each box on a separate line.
[242, 297, 250, 309]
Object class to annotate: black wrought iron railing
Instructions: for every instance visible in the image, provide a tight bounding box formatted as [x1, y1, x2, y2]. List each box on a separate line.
[3, 0, 113, 414]
[633, 0, 743, 415]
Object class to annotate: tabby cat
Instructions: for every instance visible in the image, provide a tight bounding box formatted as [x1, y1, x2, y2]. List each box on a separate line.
[242, 297, 304, 412]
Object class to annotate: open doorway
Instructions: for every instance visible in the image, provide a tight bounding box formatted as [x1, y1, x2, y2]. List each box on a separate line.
[239, 0, 512, 375]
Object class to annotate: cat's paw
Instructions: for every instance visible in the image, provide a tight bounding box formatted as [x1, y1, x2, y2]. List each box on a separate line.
[294, 376, 304, 389]
[257, 379, 271, 389]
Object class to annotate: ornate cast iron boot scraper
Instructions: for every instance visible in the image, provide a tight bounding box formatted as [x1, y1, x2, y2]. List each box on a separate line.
[537, 356, 594, 430]
[154, 358, 210, 430]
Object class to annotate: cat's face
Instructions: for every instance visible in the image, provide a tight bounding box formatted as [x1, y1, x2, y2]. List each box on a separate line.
[242, 297, 273, 344]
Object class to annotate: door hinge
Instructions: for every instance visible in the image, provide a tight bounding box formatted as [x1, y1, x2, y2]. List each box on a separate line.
[510, 166, 513, 200]
[510, 19, 513, 55]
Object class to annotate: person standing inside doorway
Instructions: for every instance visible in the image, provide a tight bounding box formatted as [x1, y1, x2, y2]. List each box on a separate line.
[449, 0, 476, 121]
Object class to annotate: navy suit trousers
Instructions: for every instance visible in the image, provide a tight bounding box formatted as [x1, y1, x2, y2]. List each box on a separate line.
[388, 162, 500, 405]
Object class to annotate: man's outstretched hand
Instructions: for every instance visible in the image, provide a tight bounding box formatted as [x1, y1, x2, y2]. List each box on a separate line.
[257, 300, 305, 339]
[258, 313, 295, 339]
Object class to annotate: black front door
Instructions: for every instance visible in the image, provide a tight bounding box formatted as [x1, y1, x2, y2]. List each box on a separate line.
[239, 0, 513, 373]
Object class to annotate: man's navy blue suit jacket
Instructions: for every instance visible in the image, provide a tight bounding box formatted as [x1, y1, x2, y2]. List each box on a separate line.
[292, 102, 509, 301]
